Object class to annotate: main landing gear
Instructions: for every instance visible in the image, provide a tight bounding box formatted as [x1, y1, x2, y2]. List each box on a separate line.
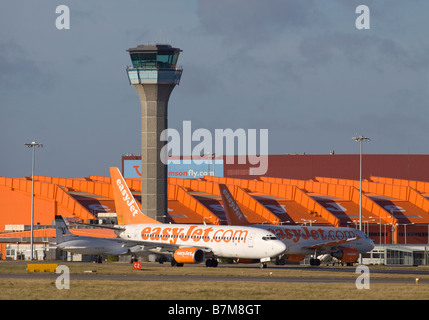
[170, 259, 184, 267]
[309, 258, 321, 266]
[310, 249, 321, 266]
[205, 258, 218, 267]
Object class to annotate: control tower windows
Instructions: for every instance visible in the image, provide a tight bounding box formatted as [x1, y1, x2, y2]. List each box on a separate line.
[130, 52, 178, 69]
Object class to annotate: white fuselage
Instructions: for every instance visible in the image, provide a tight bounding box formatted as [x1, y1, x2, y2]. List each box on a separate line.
[117, 223, 286, 259]
[254, 225, 374, 255]
[56, 236, 129, 255]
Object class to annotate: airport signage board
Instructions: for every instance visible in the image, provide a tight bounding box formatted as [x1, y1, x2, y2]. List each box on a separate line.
[123, 159, 224, 179]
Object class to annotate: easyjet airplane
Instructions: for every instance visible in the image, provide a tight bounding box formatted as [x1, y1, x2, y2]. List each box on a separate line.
[219, 184, 374, 266]
[109, 167, 286, 267]
[55, 215, 145, 262]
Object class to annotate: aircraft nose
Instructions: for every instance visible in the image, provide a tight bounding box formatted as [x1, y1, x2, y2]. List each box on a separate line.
[368, 239, 375, 251]
[273, 240, 287, 255]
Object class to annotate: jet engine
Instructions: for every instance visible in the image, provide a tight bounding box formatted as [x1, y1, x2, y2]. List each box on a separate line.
[173, 247, 205, 264]
[331, 247, 359, 263]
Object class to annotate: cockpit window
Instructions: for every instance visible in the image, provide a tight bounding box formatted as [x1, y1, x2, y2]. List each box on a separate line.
[262, 235, 278, 241]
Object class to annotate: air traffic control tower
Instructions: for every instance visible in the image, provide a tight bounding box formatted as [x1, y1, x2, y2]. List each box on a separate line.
[126, 44, 182, 222]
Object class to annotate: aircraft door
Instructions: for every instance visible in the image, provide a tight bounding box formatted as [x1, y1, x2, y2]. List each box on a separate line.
[247, 233, 254, 248]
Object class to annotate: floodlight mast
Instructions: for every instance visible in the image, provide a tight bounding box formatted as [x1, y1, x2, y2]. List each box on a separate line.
[25, 141, 43, 260]
[352, 135, 370, 233]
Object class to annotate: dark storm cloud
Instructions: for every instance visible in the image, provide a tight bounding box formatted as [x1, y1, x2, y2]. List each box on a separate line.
[197, 0, 322, 43]
[178, 63, 222, 96]
[298, 32, 429, 72]
[0, 41, 55, 92]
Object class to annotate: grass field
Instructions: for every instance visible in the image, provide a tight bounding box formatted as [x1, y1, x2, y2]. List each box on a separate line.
[1, 279, 428, 300]
[1, 261, 428, 300]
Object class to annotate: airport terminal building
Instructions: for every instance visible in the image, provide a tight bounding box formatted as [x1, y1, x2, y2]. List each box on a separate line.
[1, 154, 429, 265]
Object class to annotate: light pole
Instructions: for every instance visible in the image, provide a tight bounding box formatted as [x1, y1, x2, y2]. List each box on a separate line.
[364, 218, 376, 236]
[372, 215, 392, 247]
[205, 152, 215, 177]
[352, 135, 371, 232]
[397, 223, 414, 245]
[25, 141, 43, 260]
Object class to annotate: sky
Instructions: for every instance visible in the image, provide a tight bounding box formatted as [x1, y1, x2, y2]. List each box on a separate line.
[0, 0, 428, 178]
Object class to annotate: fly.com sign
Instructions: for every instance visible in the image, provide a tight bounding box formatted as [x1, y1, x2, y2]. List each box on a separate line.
[124, 159, 224, 179]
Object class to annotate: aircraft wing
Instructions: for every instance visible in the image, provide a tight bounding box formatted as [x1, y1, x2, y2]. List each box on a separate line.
[105, 248, 134, 255]
[119, 239, 212, 254]
[307, 237, 358, 250]
[60, 246, 87, 250]
[74, 223, 125, 232]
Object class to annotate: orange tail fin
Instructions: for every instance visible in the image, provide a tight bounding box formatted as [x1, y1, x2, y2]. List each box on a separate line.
[218, 184, 250, 225]
[110, 167, 160, 225]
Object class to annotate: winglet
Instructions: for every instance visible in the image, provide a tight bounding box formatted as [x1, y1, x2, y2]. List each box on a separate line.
[218, 184, 250, 225]
[110, 167, 160, 225]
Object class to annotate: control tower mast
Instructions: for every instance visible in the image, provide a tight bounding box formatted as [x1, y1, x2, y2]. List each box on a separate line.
[126, 44, 182, 222]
